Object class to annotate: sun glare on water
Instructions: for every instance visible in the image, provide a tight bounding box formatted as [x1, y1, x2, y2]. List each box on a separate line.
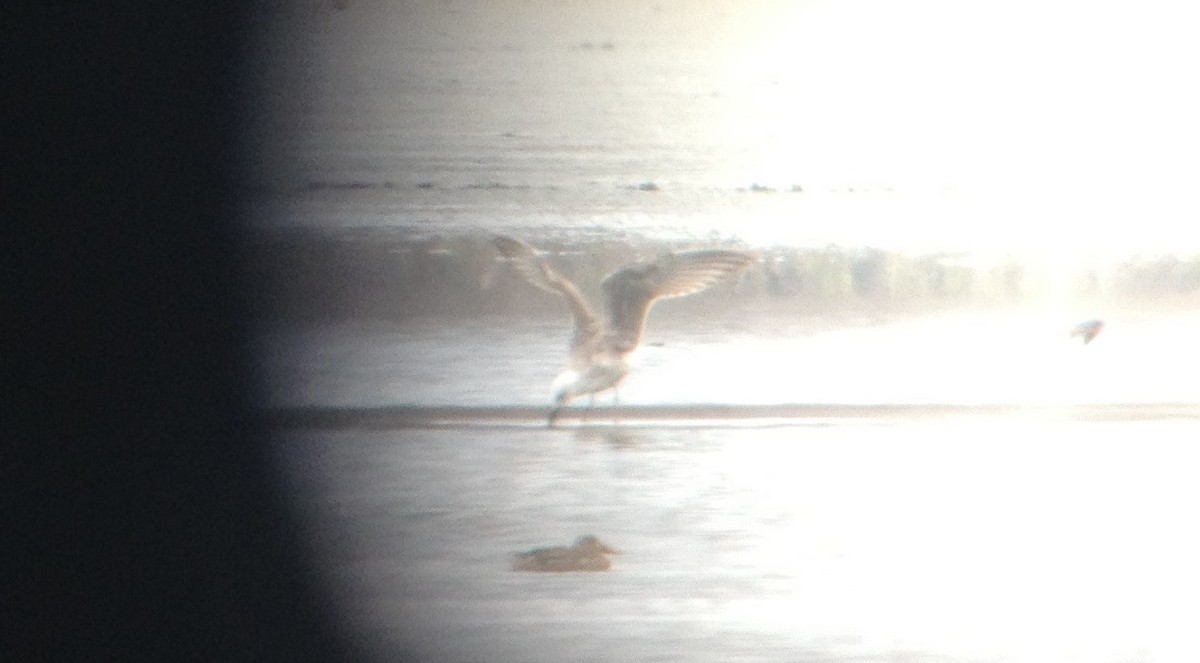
[690, 419, 1200, 661]
[709, 0, 1200, 255]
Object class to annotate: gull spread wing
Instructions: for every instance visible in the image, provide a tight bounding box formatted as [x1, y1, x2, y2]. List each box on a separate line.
[493, 235, 602, 347]
[601, 249, 755, 351]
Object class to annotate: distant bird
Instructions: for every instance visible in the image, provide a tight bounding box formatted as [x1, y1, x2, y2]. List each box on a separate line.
[1071, 319, 1105, 344]
[512, 535, 619, 573]
[493, 235, 755, 426]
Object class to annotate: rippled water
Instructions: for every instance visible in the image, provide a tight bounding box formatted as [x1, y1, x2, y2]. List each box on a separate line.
[260, 309, 1199, 662]
[244, 1, 1200, 255]
[247, 3, 1200, 660]
[276, 418, 1200, 663]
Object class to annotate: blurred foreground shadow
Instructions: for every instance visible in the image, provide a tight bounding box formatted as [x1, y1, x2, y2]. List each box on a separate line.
[7, 4, 360, 661]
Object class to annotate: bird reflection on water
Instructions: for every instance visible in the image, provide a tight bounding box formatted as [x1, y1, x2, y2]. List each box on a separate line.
[572, 425, 643, 450]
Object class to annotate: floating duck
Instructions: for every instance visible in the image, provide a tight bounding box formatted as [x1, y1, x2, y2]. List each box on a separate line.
[1070, 319, 1105, 344]
[512, 535, 620, 572]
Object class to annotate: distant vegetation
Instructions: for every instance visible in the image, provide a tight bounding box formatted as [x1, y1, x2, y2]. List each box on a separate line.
[247, 229, 1200, 322]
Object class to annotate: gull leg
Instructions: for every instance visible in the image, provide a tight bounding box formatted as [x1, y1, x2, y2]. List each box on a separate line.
[577, 394, 594, 424]
[549, 388, 581, 428]
[548, 394, 569, 428]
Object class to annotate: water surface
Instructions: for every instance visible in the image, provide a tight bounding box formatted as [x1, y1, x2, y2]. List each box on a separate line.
[277, 418, 1200, 663]
[246, 4, 1200, 660]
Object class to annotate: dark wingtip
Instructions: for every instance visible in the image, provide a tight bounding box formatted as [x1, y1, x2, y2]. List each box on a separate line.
[492, 234, 519, 255]
[1071, 319, 1104, 344]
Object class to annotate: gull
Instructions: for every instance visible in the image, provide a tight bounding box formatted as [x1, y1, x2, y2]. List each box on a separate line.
[493, 235, 755, 426]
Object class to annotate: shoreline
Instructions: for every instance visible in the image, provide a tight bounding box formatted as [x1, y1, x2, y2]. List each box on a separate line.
[266, 402, 1200, 430]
